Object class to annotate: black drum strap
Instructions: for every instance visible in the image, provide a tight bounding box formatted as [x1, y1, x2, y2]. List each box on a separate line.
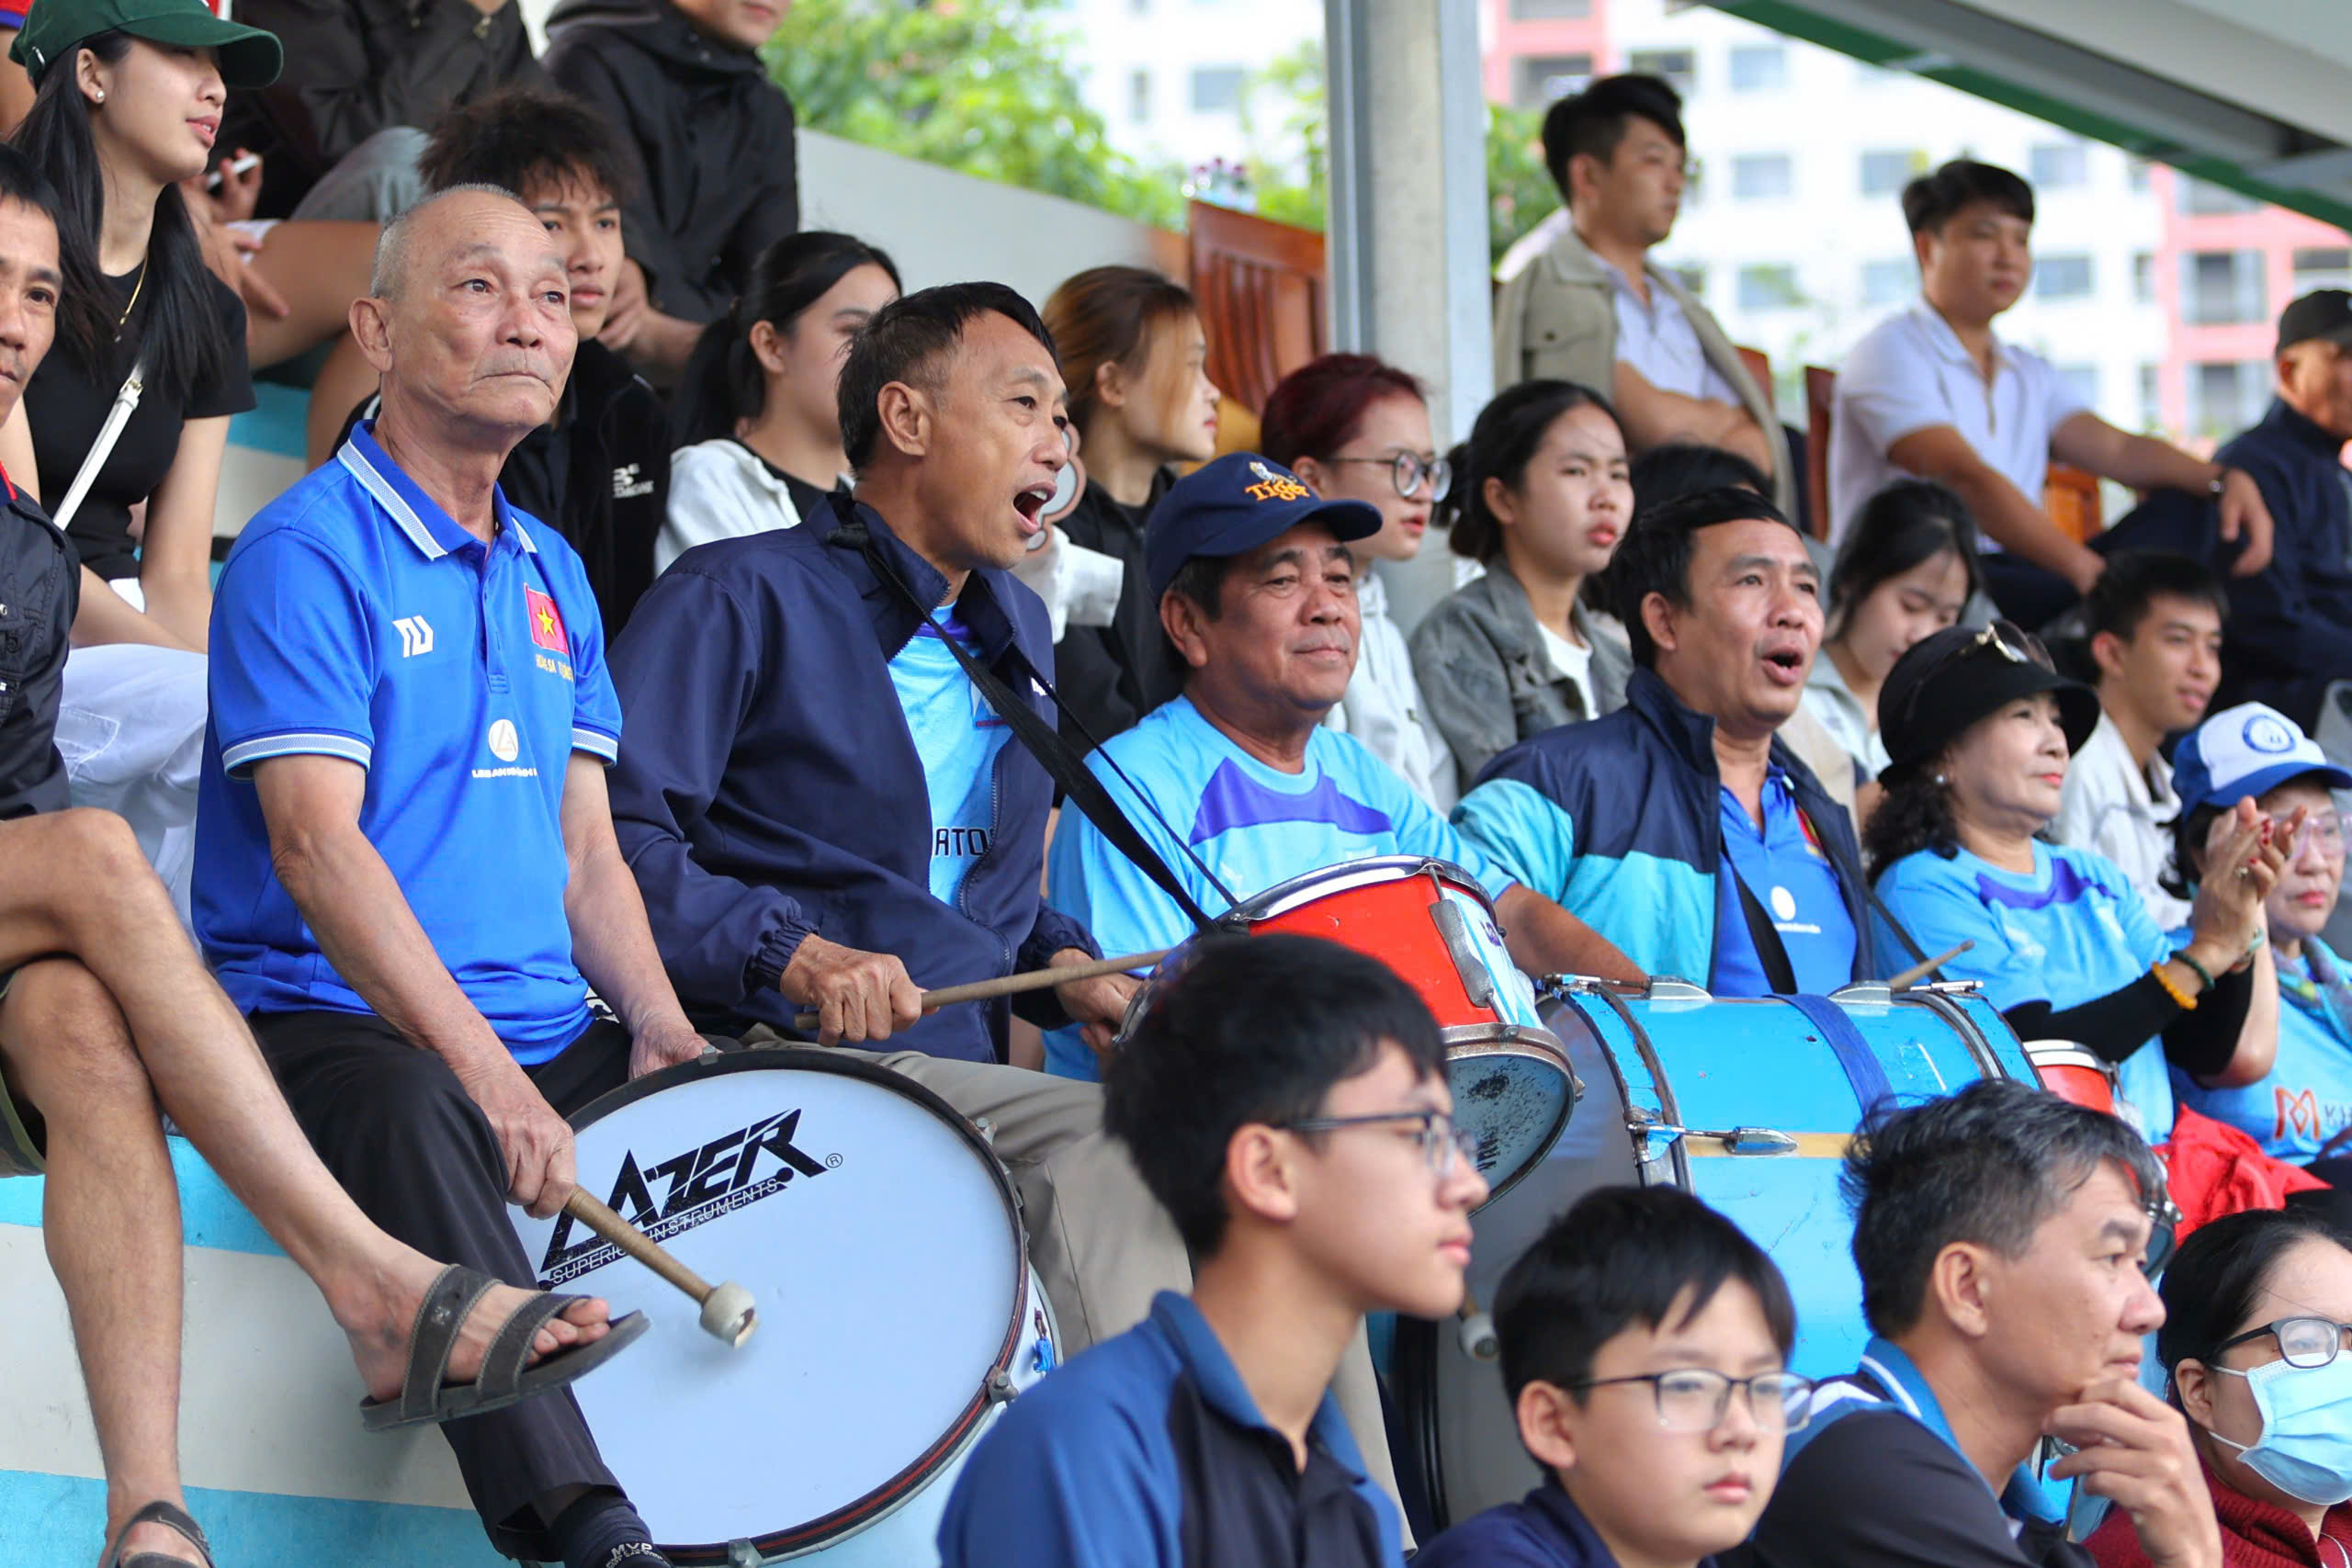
[827, 500, 1224, 932]
[1729, 867, 1800, 996]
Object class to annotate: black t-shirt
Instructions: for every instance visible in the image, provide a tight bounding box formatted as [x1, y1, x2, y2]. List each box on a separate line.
[26, 266, 254, 581]
[1054, 468, 1176, 750]
[1730, 1406, 2094, 1568]
[731, 438, 833, 524]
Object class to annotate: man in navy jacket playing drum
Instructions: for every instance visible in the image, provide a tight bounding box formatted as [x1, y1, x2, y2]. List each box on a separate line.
[605, 284, 1410, 1512]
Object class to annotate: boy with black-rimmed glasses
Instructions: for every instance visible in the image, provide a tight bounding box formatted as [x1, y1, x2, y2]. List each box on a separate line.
[935, 932, 1488, 1567]
[1417, 1185, 1805, 1568]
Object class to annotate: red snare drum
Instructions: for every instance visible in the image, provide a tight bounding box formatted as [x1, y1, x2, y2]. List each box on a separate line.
[1125, 858, 1578, 1203]
[2024, 1040, 2118, 1116]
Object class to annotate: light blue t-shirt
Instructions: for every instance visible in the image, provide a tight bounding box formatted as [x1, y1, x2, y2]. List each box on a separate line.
[888, 606, 1012, 909]
[1712, 768, 1860, 997]
[1873, 841, 2174, 1140]
[2178, 937, 2352, 1163]
[1043, 695, 1518, 1080]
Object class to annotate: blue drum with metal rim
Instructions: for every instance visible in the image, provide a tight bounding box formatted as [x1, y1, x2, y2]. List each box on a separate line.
[1396, 977, 2030, 1533]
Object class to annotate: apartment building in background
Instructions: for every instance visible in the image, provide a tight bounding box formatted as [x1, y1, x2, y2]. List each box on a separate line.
[1066, 0, 2349, 451]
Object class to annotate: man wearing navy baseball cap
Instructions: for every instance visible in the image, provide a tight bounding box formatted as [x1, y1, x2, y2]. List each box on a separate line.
[1042, 451, 1645, 1085]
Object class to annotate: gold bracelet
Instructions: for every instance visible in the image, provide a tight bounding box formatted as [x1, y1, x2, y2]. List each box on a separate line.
[2152, 962, 2199, 1011]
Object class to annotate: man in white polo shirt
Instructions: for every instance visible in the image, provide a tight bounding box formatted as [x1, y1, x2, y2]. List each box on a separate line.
[1831, 159, 2273, 628]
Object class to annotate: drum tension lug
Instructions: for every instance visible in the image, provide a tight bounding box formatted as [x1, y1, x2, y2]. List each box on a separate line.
[972, 1115, 998, 1146]
[987, 1369, 1019, 1404]
[726, 1539, 762, 1567]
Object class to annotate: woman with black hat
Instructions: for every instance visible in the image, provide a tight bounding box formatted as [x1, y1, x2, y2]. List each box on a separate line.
[1865, 620, 2287, 1148]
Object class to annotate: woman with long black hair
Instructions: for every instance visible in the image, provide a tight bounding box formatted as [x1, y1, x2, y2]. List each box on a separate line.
[0, 0, 277, 917]
[658, 230, 900, 573]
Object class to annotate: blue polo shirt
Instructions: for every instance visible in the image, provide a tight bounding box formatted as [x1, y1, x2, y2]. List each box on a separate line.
[1711, 767, 1859, 997]
[195, 424, 622, 1066]
[1042, 694, 1518, 1080]
[936, 1291, 1400, 1568]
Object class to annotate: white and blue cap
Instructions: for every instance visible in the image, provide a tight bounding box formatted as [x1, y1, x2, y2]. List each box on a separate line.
[2172, 702, 2352, 817]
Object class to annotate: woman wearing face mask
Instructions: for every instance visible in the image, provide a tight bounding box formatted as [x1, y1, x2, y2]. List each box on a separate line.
[1264, 353, 1460, 807]
[2086, 1206, 2352, 1568]
[1804, 479, 1980, 785]
[1407, 378, 1632, 796]
[2165, 705, 2352, 1210]
[1041, 265, 1220, 748]
[660, 231, 902, 573]
[1866, 622, 2283, 1156]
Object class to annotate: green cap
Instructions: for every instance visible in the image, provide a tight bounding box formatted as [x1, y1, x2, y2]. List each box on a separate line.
[11, 0, 282, 91]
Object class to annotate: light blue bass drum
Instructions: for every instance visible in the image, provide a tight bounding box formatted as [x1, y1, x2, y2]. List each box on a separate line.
[1396, 976, 2032, 1532]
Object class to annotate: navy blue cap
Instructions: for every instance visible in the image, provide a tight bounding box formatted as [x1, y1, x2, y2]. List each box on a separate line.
[1144, 453, 1384, 604]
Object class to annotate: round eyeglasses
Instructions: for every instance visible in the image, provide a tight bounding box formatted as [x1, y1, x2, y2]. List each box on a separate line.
[1326, 450, 1451, 502]
[1276, 1109, 1483, 1179]
[2210, 1316, 2352, 1371]
[1566, 1369, 1818, 1434]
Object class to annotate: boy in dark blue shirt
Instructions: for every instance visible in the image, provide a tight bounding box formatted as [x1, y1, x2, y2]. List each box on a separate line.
[936, 933, 1488, 1567]
[1416, 1186, 1804, 1568]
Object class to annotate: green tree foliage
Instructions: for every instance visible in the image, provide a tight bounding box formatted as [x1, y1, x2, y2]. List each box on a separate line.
[764, 0, 1186, 229]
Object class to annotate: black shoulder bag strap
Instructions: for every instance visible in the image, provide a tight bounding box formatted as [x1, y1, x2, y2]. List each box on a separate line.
[828, 502, 1224, 932]
[1728, 865, 1800, 996]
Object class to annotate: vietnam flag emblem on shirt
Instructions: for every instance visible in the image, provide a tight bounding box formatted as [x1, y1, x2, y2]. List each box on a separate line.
[526, 587, 568, 653]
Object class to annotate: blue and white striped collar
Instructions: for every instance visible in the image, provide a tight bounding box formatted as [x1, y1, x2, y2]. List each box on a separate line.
[337, 421, 537, 560]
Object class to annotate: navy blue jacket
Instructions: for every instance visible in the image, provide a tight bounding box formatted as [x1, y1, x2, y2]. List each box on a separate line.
[2101, 400, 2352, 725]
[605, 496, 1097, 1061]
[2215, 400, 2352, 709]
[1419, 1482, 1713, 1568]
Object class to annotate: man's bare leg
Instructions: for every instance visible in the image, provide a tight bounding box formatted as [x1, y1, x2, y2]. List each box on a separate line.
[1, 960, 197, 1565]
[0, 816, 617, 1477]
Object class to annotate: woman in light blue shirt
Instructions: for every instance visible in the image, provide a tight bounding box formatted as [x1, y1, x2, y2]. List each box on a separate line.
[2166, 704, 2352, 1195]
[1862, 622, 2280, 1144]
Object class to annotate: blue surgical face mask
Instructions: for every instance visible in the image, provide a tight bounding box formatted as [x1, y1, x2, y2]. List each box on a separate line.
[2207, 1356, 2352, 1506]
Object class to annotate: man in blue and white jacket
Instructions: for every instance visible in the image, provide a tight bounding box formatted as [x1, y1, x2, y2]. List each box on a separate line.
[1455, 485, 1871, 994]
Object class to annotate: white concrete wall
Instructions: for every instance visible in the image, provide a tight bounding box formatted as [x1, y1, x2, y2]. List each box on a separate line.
[795, 130, 1173, 307]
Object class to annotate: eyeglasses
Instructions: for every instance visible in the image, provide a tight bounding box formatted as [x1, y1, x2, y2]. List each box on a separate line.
[1327, 451, 1451, 502]
[1277, 1109, 1483, 1179]
[2271, 810, 2348, 861]
[2211, 1316, 2352, 1370]
[1894, 619, 2043, 741]
[2142, 1191, 2180, 1279]
[1566, 1369, 1818, 1433]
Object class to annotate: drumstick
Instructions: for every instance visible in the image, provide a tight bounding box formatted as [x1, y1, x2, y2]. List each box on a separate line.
[561, 1188, 757, 1349]
[790, 949, 1169, 1032]
[1886, 941, 1973, 991]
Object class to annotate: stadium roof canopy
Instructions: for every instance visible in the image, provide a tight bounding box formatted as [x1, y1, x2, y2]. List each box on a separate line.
[1713, 0, 2352, 231]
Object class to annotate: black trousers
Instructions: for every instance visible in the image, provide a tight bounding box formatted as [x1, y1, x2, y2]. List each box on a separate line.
[1978, 550, 2082, 634]
[252, 1009, 635, 1562]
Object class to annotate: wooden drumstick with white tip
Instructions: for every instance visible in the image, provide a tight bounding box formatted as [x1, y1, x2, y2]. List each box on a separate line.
[560, 1188, 757, 1348]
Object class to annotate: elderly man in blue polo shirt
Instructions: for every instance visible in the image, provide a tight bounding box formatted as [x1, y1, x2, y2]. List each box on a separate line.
[1453, 485, 1872, 995]
[195, 186, 708, 1568]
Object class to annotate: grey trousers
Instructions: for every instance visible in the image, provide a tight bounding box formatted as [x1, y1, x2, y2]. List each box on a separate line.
[746, 1032, 1408, 1538]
